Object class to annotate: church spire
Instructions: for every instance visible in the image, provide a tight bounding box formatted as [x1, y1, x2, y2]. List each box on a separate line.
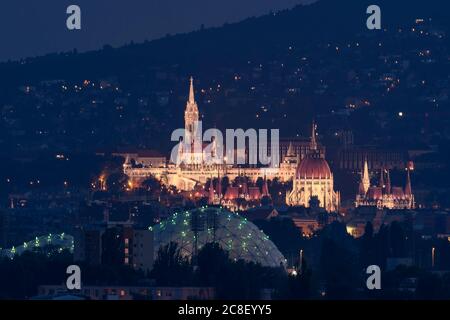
[189, 76, 195, 104]
[185, 76, 198, 114]
[287, 141, 295, 157]
[184, 76, 199, 154]
[405, 169, 412, 196]
[124, 154, 131, 165]
[310, 121, 317, 150]
[386, 169, 391, 194]
[360, 158, 370, 195]
[123, 154, 132, 170]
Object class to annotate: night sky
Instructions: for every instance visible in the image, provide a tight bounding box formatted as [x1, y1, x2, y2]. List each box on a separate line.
[0, 0, 314, 62]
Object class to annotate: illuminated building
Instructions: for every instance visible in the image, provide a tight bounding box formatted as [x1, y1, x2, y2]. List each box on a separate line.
[124, 77, 297, 191]
[286, 123, 340, 212]
[355, 159, 415, 209]
[206, 174, 271, 211]
[220, 178, 271, 211]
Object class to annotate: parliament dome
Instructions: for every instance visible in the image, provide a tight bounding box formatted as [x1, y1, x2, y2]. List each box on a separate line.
[296, 157, 332, 179]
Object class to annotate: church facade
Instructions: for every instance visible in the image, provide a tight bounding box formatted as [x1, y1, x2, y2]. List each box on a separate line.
[124, 77, 297, 191]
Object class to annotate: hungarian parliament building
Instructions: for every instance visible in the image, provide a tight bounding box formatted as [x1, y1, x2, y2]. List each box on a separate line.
[355, 159, 415, 210]
[123, 77, 413, 212]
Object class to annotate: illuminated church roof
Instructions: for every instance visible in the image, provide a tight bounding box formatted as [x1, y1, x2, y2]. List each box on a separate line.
[295, 121, 332, 180]
[152, 207, 286, 268]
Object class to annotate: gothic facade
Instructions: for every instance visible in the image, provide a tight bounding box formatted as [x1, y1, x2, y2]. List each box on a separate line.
[355, 159, 415, 209]
[286, 123, 340, 212]
[124, 77, 297, 191]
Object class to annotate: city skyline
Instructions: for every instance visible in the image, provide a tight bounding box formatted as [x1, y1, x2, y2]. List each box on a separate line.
[0, 0, 450, 303]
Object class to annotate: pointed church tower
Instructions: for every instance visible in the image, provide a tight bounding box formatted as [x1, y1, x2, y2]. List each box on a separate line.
[189, 76, 195, 104]
[405, 169, 412, 196]
[283, 141, 297, 166]
[287, 141, 295, 157]
[184, 77, 200, 147]
[359, 158, 370, 195]
[404, 169, 414, 209]
[123, 154, 132, 170]
[310, 121, 317, 151]
[385, 169, 392, 194]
